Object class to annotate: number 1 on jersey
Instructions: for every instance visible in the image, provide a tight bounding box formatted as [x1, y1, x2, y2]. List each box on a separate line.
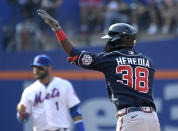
[116, 65, 149, 93]
[55, 101, 59, 111]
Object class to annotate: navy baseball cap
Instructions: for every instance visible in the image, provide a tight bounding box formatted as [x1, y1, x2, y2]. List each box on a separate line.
[30, 54, 51, 67]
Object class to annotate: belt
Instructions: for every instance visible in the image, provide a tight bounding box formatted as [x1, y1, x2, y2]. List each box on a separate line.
[45, 128, 67, 131]
[116, 107, 155, 117]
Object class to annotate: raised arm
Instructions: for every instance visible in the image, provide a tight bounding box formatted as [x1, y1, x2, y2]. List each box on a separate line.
[37, 9, 74, 55]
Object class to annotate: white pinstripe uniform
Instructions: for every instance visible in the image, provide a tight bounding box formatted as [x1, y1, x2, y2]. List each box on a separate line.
[19, 77, 80, 131]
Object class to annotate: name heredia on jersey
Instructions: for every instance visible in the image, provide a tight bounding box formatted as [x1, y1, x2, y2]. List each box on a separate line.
[116, 57, 150, 67]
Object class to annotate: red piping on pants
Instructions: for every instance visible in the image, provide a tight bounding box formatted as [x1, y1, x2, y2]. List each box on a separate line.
[120, 117, 123, 131]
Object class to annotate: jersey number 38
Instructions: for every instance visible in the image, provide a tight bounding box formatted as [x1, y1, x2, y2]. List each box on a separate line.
[116, 65, 149, 93]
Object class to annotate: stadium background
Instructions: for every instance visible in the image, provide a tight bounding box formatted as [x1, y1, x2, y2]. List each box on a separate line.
[0, 0, 178, 131]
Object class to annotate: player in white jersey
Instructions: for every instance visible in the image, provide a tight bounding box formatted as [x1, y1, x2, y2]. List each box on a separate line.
[17, 54, 85, 131]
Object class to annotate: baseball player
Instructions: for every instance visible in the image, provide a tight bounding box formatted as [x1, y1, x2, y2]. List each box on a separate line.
[16, 54, 85, 131]
[37, 9, 160, 131]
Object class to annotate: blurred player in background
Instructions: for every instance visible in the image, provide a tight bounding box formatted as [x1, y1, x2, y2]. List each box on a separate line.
[37, 9, 160, 131]
[17, 54, 85, 131]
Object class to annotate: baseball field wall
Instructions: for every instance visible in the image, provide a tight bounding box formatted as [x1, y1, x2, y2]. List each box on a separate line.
[0, 38, 178, 131]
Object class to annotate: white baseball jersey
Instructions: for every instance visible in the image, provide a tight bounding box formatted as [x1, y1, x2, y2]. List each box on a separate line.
[19, 77, 80, 131]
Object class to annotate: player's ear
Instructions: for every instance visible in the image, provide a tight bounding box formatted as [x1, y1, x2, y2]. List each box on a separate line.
[48, 66, 52, 72]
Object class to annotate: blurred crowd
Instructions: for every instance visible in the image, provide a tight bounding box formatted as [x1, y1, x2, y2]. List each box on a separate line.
[2, 0, 178, 51]
[3, 0, 62, 51]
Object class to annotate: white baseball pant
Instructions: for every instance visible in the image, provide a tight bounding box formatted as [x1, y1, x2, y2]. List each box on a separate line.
[116, 107, 160, 131]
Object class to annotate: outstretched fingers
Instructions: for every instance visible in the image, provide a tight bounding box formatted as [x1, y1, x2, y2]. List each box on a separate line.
[37, 9, 49, 17]
[37, 9, 49, 22]
[37, 9, 60, 31]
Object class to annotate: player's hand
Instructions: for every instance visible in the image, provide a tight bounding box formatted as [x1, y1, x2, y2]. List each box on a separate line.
[17, 103, 26, 115]
[17, 103, 30, 122]
[37, 9, 61, 32]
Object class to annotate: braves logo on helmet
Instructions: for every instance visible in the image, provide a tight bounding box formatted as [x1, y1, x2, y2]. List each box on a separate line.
[82, 54, 93, 65]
